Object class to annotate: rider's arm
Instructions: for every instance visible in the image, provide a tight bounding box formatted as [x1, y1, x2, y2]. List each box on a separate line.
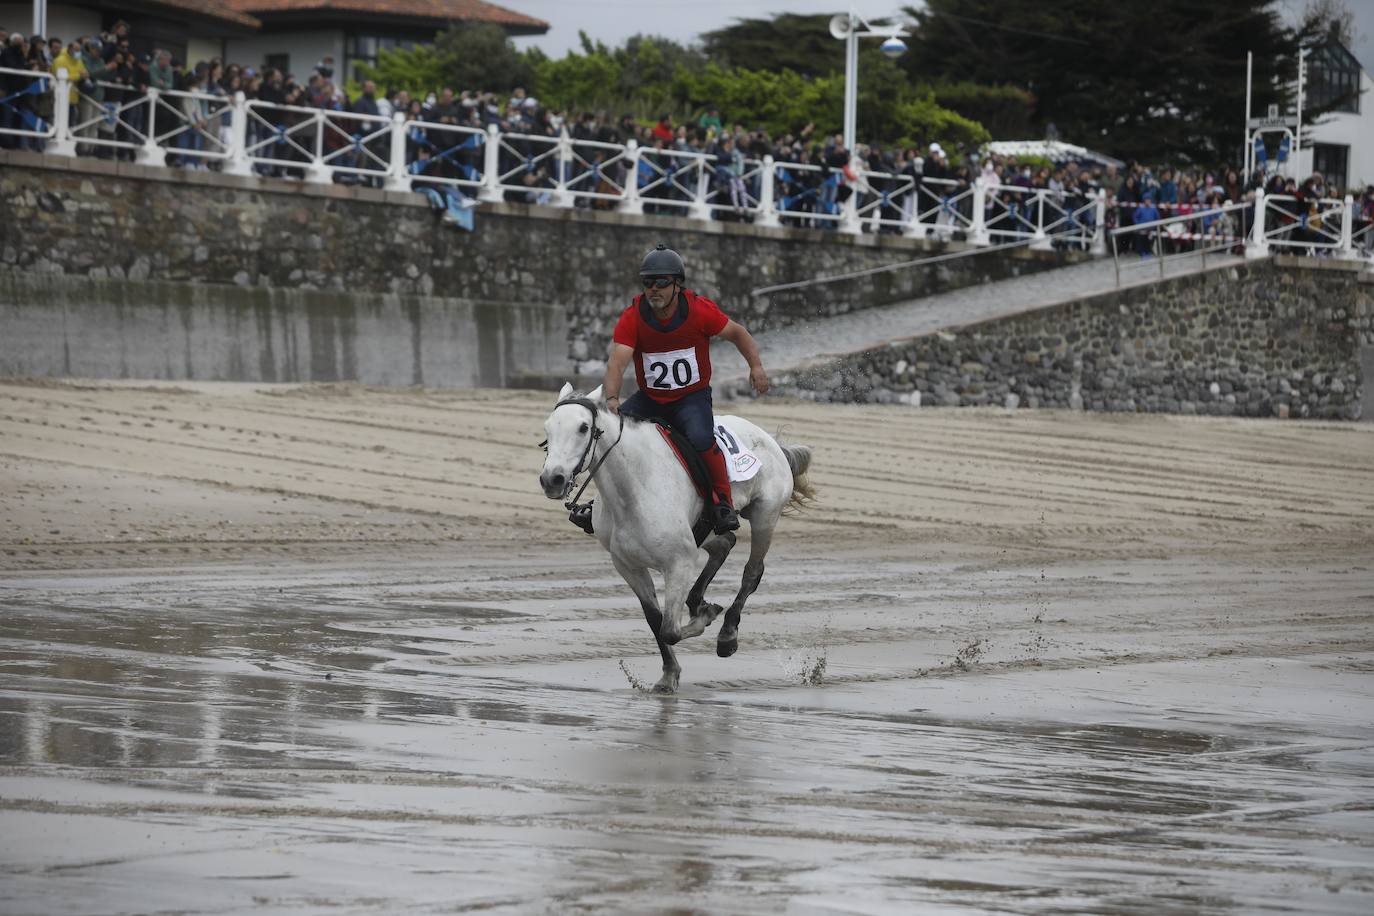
[717, 320, 771, 394]
[601, 343, 635, 410]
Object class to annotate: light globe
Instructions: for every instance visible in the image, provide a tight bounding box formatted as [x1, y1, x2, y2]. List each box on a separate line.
[880, 37, 907, 59]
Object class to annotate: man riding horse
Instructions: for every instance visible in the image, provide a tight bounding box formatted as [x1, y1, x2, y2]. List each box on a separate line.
[570, 243, 771, 536]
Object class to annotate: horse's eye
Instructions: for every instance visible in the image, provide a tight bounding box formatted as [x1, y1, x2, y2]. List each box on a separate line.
[579, 423, 589, 434]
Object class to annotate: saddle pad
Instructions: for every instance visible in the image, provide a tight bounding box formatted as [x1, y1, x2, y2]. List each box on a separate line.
[714, 421, 763, 482]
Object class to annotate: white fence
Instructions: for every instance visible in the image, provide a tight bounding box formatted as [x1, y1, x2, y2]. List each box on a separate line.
[5, 69, 1370, 262]
[1, 67, 1106, 246]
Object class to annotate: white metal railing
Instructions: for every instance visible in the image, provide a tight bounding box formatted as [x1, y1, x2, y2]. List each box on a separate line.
[4, 72, 1369, 263]
[1110, 201, 1250, 284]
[1261, 193, 1348, 252]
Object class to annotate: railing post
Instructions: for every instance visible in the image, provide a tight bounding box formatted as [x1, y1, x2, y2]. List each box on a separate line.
[969, 177, 990, 246]
[618, 138, 643, 215]
[223, 91, 252, 177]
[838, 158, 861, 235]
[479, 123, 503, 203]
[1246, 188, 1269, 259]
[1090, 189, 1107, 255]
[303, 110, 330, 183]
[903, 181, 927, 239]
[1336, 194, 1355, 260]
[384, 111, 409, 191]
[1030, 189, 1052, 250]
[755, 155, 781, 228]
[689, 155, 712, 222]
[46, 68, 76, 157]
[135, 87, 164, 166]
[551, 128, 574, 208]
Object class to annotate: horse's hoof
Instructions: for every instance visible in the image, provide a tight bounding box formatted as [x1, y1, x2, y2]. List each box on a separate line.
[700, 602, 724, 623]
[651, 675, 679, 694]
[717, 636, 738, 658]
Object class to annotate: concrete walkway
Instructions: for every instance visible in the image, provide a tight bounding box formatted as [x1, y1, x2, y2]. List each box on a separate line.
[713, 250, 1244, 381]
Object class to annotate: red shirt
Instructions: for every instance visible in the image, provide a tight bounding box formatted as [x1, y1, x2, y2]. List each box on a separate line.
[612, 289, 730, 403]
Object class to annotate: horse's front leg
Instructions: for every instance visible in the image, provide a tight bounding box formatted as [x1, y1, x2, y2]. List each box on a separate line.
[657, 555, 704, 646]
[614, 557, 679, 693]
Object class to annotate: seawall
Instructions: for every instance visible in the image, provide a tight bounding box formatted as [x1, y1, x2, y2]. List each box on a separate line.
[766, 257, 1372, 421]
[0, 150, 1080, 384]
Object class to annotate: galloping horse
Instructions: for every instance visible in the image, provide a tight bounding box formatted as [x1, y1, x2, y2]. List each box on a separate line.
[539, 383, 814, 693]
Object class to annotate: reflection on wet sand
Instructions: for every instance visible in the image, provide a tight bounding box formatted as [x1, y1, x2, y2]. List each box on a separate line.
[3, 550, 1373, 914]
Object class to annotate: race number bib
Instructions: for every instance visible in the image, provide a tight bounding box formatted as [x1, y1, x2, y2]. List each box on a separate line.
[642, 347, 701, 391]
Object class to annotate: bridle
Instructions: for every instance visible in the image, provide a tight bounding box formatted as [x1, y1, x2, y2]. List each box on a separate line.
[542, 397, 624, 510]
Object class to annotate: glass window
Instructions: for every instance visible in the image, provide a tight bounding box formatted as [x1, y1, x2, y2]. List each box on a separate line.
[1307, 42, 1360, 114]
[345, 32, 419, 83]
[1311, 144, 1349, 193]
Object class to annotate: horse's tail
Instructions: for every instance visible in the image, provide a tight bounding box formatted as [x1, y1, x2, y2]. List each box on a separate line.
[779, 443, 816, 515]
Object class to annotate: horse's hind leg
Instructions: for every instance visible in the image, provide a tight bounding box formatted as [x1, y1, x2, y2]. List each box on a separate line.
[615, 558, 679, 694]
[718, 517, 775, 659]
[686, 531, 736, 624]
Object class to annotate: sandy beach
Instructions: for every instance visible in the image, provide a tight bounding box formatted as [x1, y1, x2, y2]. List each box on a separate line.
[2, 379, 1372, 913]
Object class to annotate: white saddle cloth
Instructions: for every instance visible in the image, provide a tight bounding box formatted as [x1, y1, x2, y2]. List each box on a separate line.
[714, 421, 763, 482]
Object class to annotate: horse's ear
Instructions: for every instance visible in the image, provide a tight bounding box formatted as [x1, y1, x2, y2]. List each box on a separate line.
[586, 385, 605, 404]
[557, 382, 574, 402]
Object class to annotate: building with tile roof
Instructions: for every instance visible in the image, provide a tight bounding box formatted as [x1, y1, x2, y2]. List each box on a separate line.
[223, 0, 548, 85]
[3, 0, 547, 83]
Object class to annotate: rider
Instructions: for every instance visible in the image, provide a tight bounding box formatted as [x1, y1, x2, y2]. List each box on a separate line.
[573, 243, 770, 535]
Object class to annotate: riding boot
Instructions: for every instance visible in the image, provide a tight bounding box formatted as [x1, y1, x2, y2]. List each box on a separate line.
[700, 444, 739, 534]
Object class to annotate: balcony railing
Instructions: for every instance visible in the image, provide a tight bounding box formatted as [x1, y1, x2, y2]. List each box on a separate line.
[3, 68, 1370, 263]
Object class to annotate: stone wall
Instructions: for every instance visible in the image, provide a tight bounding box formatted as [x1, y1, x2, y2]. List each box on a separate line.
[768, 258, 1372, 421]
[0, 151, 1080, 382]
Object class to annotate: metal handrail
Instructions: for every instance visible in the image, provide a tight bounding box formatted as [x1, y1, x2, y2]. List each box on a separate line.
[1110, 201, 1249, 285]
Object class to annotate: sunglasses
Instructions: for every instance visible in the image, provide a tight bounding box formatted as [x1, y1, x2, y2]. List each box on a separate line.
[641, 277, 675, 289]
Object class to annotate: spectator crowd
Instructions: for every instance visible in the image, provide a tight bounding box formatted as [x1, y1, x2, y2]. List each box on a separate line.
[3, 19, 1372, 251]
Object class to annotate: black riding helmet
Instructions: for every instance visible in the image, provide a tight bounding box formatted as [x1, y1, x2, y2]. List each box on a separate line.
[639, 243, 685, 280]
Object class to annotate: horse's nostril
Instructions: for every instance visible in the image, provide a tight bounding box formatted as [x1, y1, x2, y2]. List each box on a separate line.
[551, 474, 566, 488]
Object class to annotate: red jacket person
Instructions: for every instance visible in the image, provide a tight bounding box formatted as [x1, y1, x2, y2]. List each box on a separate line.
[577, 243, 770, 535]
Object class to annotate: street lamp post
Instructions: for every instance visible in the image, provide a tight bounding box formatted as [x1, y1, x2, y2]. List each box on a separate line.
[829, 11, 909, 152]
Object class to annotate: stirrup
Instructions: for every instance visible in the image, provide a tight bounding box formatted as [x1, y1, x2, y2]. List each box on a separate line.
[569, 503, 595, 535]
[711, 501, 739, 535]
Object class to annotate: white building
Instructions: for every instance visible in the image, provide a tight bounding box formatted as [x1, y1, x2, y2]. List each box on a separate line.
[1295, 38, 1374, 192]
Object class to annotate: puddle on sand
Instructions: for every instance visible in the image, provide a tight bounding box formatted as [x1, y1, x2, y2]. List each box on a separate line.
[1, 559, 1372, 915]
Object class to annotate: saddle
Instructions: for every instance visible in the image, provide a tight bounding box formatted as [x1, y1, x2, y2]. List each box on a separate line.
[655, 423, 717, 547]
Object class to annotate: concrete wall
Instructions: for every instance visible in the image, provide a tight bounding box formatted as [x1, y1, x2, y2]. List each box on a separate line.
[761, 257, 1372, 421]
[0, 271, 567, 387]
[225, 30, 344, 81]
[0, 151, 1081, 386]
[0, 4, 100, 44]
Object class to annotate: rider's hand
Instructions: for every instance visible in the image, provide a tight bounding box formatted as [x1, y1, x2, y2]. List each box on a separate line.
[607, 395, 620, 414]
[749, 367, 771, 395]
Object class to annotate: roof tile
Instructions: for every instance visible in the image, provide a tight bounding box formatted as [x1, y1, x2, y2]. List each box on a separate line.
[225, 0, 549, 31]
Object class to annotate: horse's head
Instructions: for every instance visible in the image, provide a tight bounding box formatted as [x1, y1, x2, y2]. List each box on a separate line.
[539, 382, 606, 500]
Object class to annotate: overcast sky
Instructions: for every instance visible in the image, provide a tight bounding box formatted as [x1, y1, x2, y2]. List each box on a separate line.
[508, 1, 910, 58]
[509, 0, 1374, 74]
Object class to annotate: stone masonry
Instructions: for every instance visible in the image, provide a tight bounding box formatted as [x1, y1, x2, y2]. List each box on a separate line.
[771, 258, 1371, 421]
[0, 152, 1080, 379]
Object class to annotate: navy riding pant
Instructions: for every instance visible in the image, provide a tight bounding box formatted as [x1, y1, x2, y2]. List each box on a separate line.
[620, 387, 715, 451]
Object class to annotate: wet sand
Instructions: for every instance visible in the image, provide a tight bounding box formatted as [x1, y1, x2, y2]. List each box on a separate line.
[1, 380, 1372, 914]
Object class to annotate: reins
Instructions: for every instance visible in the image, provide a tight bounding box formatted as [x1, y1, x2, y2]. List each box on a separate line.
[549, 397, 625, 511]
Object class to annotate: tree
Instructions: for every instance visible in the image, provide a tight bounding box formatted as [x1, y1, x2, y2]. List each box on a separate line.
[359, 23, 533, 96]
[700, 14, 840, 78]
[899, 0, 1338, 164]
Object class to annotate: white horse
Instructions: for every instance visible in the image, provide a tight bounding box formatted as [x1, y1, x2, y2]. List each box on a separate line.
[539, 383, 814, 693]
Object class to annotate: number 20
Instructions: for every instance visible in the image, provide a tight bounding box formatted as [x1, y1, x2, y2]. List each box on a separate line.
[650, 359, 693, 388]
